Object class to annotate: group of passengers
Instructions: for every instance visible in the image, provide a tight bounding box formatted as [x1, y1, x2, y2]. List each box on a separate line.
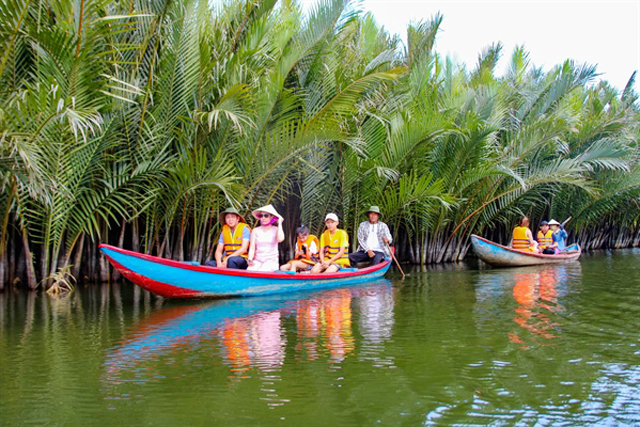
[204, 205, 393, 273]
[512, 216, 569, 254]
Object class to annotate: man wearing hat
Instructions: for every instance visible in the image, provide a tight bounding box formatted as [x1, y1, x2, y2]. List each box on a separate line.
[349, 206, 393, 267]
[536, 220, 554, 254]
[205, 207, 251, 269]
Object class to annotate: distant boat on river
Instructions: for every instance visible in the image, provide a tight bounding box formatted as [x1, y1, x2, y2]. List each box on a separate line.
[99, 244, 392, 298]
[470, 235, 581, 267]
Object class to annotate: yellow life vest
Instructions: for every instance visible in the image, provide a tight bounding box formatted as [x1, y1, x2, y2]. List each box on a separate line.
[321, 229, 350, 267]
[295, 234, 319, 265]
[512, 226, 534, 252]
[537, 230, 553, 249]
[221, 223, 250, 259]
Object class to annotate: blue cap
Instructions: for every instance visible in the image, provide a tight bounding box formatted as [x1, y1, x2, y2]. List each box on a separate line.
[540, 220, 549, 226]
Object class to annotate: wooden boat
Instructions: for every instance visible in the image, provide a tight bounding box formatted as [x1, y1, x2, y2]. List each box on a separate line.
[470, 234, 581, 267]
[99, 244, 392, 298]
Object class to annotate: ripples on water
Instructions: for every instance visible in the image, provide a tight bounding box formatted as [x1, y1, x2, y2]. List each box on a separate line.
[1, 250, 639, 425]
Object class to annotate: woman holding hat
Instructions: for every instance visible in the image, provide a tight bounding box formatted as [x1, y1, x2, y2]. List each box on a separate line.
[206, 207, 251, 269]
[349, 206, 393, 267]
[247, 204, 285, 272]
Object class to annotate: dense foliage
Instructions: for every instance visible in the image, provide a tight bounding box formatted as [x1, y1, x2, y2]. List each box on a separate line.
[1, 0, 638, 288]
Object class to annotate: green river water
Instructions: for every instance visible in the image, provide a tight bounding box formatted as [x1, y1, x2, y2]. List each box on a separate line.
[1, 249, 639, 425]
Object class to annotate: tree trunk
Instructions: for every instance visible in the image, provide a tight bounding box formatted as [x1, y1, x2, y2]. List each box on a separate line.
[8, 229, 17, 286]
[112, 220, 126, 280]
[21, 228, 37, 290]
[0, 245, 6, 290]
[132, 217, 140, 252]
[99, 222, 110, 283]
[72, 234, 85, 281]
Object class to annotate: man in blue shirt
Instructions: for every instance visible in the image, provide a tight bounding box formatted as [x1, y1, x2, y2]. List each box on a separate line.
[548, 219, 568, 253]
[205, 207, 251, 269]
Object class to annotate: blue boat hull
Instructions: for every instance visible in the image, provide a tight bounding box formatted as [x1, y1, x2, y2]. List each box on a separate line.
[100, 244, 392, 298]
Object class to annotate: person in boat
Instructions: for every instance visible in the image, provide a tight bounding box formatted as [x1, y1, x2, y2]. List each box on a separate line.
[206, 207, 251, 269]
[349, 205, 392, 267]
[548, 219, 568, 253]
[537, 220, 555, 254]
[512, 216, 538, 253]
[280, 225, 319, 272]
[310, 213, 350, 273]
[247, 204, 285, 271]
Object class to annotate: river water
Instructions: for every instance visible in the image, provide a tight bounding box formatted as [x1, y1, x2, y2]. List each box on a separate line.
[1, 250, 639, 425]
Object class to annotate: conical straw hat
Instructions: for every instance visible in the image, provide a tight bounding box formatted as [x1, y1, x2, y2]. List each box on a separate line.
[251, 204, 283, 222]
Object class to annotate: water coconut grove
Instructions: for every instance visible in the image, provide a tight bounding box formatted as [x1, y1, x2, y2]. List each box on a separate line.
[1, 0, 639, 290]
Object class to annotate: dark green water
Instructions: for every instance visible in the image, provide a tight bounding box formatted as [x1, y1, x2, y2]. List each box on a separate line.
[1, 250, 639, 425]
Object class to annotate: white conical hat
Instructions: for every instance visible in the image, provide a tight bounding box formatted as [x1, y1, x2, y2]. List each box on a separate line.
[548, 219, 561, 226]
[251, 204, 283, 221]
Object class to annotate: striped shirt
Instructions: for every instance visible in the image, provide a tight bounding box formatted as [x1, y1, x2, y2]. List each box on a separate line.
[356, 221, 393, 256]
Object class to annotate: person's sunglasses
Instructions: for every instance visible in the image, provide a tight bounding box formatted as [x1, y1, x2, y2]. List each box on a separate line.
[258, 213, 272, 219]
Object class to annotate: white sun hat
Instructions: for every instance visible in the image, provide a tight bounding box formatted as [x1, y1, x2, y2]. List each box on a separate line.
[325, 213, 339, 222]
[251, 204, 283, 221]
[548, 219, 561, 226]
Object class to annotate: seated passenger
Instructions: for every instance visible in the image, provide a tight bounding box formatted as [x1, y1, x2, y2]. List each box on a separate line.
[280, 225, 319, 272]
[537, 220, 554, 254]
[511, 216, 538, 253]
[548, 219, 568, 253]
[311, 213, 350, 274]
[247, 204, 285, 272]
[206, 207, 250, 269]
[349, 205, 392, 267]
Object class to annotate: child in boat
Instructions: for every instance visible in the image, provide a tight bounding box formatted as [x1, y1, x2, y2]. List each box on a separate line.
[310, 213, 351, 273]
[280, 225, 319, 272]
[247, 205, 285, 272]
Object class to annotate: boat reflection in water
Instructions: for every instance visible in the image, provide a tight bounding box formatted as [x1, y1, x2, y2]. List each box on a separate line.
[476, 263, 581, 348]
[103, 280, 394, 381]
[508, 266, 559, 345]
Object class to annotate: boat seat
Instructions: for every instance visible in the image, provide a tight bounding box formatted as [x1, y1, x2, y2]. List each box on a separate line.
[340, 267, 359, 272]
[182, 261, 200, 265]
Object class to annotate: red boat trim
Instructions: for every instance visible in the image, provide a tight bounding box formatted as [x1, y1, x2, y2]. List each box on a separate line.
[471, 235, 580, 259]
[99, 244, 392, 280]
[105, 255, 203, 298]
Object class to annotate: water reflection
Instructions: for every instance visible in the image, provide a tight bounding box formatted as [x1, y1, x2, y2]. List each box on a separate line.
[5, 251, 640, 425]
[103, 281, 394, 382]
[476, 263, 581, 348]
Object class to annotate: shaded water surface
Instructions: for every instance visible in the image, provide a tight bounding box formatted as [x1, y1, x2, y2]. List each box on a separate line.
[1, 250, 639, 425]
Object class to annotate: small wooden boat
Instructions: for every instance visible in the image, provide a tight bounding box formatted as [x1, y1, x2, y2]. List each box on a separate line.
[470, 234, 581, 267]
[99, 244, 392, 298]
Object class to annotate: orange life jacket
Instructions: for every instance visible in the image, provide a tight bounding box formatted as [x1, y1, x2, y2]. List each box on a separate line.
[512, 226, 534, 251]
[295, 234, 319, 265]
[537, 230, 553, 249]
[221, 223, 250, 259]
[321, 229, 350, 267]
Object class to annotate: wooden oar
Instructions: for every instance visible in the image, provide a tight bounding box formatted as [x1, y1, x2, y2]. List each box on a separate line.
[562, 216, 572, 227]
[385, 242, 405, 279]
